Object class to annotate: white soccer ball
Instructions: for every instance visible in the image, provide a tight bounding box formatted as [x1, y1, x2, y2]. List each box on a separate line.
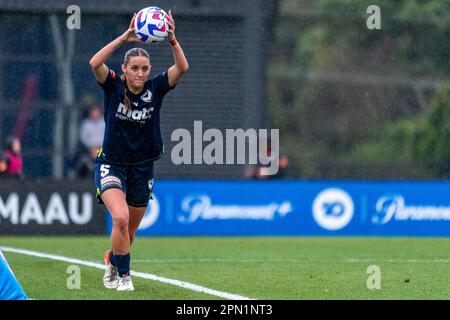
[134, 6, 169, 44]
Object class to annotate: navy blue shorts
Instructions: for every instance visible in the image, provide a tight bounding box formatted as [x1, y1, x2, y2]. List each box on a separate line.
[94, 154, 155, 207]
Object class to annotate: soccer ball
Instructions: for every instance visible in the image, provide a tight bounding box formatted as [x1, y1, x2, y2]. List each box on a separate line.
[134, 6, 169, 44]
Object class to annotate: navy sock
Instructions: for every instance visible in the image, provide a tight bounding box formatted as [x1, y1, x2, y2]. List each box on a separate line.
[113, 253, 131, 277]
[109, 250, 116, 267]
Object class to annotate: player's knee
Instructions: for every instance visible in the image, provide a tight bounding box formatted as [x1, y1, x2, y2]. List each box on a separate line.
[112, 214, 129, 232]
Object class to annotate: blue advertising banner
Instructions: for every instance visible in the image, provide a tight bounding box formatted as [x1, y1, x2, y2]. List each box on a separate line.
[105, 180, 450, 236]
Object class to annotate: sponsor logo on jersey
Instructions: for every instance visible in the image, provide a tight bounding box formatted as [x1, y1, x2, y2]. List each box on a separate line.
[141, 90, 152, 102]
[115, 103, 154, 122]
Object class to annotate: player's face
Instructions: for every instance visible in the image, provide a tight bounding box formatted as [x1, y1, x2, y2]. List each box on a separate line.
[122, 56, 151, 90]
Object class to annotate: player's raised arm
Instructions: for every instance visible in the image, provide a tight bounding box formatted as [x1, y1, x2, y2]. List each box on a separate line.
[166, 10, 189, 88]
[89, 14, 141, 84]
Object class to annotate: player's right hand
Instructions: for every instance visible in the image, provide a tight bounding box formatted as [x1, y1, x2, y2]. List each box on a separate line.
[121, 14, 141, 43]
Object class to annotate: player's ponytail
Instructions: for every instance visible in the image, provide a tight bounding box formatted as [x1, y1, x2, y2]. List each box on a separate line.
[121, 48, 151, 111]
[120, 74, 132, 110]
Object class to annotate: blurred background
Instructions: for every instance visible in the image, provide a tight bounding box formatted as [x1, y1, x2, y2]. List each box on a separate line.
[270, 0, 450, 180]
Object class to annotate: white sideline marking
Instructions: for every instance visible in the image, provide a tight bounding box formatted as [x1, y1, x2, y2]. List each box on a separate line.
[347, 258, 450, 264]
[134, 258, 304, 263]
[0, 246, 252, 300]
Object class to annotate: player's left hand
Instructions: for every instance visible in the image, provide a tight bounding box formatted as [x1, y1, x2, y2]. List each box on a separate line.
[166, 10, 176, 41]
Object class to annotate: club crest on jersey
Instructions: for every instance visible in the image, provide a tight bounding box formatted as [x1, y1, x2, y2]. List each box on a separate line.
[141, 90, 152, 102]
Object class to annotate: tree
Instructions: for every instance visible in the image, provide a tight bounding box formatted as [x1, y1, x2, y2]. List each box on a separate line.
[412, 88, 450, 178]
[268, 0, 450, 178]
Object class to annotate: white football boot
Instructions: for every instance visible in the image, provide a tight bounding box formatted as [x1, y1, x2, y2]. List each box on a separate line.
[117, 274, 134, 292]
[103, 250, 119, 289]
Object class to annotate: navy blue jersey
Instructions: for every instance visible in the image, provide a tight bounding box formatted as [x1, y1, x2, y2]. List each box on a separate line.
[98, 69, 173, 164]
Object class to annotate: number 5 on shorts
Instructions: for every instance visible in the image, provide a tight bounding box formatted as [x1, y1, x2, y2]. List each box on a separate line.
[100, 164, 111, 177]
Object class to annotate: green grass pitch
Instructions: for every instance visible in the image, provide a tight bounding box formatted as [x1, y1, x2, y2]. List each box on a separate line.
[1, 236, 450, 300]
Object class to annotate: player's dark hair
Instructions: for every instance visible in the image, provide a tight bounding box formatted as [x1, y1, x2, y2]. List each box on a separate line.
[121, 48, 151, 110]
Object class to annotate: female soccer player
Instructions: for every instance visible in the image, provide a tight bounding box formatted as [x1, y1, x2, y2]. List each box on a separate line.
[89, 11, 188, 291]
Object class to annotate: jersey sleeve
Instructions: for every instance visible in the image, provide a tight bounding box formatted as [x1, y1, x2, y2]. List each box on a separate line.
[98, 69, 119, 94]
[153, 71, 175, 98]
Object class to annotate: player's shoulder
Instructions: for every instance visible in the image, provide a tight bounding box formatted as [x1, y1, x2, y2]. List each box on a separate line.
[102, 68, 124, 92]
[108, 69, 122, 83]
[149, 70, 169, 88]
[151, 70, 168, 81]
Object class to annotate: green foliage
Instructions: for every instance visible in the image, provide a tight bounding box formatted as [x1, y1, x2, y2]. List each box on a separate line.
[269, 0, 450, 178]
[412, 88, 450, 178]
[335, 118, 429, 179]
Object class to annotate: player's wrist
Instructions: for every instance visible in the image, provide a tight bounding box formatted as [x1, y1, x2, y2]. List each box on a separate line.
[169, 37, 178, 46]
[118, 33, 128, 43]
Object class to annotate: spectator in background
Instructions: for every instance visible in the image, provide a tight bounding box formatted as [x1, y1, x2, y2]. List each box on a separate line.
[0, 152, 10, 178]
[76, 103, 104, 179]
[270, 154, 289, 179]
[79, 103, 105, 152]
[244, 153, 289, 179]
[2, 136, 24, 179]
[244, 165, 261, 179]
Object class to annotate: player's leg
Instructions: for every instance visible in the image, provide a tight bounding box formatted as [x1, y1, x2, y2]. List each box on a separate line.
[128, 206, 146, 245]
[116, 161, 154, 291]
[94, 157, 131, 290]
[126, 161, 155, 245]
[101, 189, 134, 291]
[101, 189, 130, 255]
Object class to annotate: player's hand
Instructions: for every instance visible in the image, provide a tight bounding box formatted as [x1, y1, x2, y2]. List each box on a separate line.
[121, 13, 141, 43]
[166, 10, 176, 41]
